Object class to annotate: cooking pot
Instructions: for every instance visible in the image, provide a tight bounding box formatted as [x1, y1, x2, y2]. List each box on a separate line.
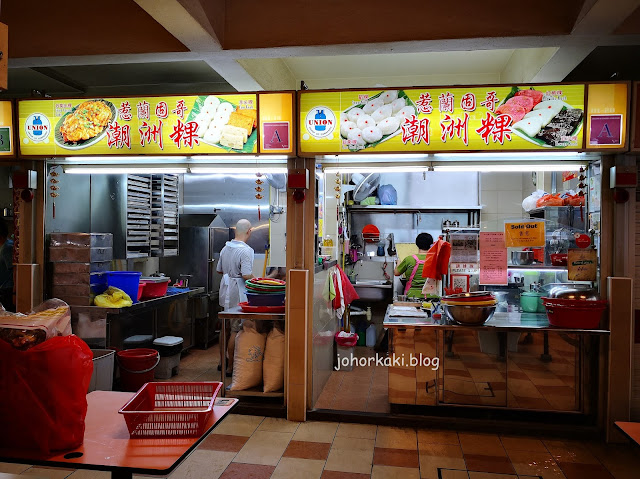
[511, 250, 534, 265]
[520, 291, 545, 313]
[543, 283, 598, 300]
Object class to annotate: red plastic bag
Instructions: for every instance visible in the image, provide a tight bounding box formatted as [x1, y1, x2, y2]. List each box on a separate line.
[563, 194, 585, 206]
[0, 334, 93, 453]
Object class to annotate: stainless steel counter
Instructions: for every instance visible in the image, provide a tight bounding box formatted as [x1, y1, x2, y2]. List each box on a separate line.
[383, 305, 610, 334]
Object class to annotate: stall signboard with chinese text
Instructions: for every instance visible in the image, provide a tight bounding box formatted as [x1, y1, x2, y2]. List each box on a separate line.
[18, 93, 294, 156]
[479, 232, 507, 286]
[568, 248, 597, 281]
[299, 84, 588, 154]
[0, 101, 14, 156]
[504, 220, 545, 248]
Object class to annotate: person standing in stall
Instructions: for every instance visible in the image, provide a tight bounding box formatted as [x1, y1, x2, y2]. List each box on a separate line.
[0, 221, 13, 312]
[394, 232, 433, 298]
[218, 219, 255, 375]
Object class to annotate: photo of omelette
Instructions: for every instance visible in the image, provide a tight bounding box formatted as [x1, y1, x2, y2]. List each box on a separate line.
[55, 99, 116, 148]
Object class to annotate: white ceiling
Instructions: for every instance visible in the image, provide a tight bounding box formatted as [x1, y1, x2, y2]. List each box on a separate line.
[282, 49, 518, 89]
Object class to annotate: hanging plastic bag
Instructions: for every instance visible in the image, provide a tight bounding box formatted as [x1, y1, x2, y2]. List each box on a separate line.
[536, 193, 564, 208]
[94, 286, 133, 308]
[378, 184, 398, 205]
[0, 334, 93, 453]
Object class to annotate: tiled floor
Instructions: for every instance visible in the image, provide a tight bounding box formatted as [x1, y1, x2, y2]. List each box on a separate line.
[160, 343, 222, 382]
[4, 417, 639, 479]
[314, 347, 390, 413]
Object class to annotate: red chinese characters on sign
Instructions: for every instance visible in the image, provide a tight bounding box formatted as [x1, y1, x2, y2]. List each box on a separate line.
[460, 93, 476, 112]
[137, 101, 150, 120]
[169, 119, 200, 149]
[106, 121, 131, 149]
[155, 101, 169, 119]
[119, 101, 132, 121]
[440, 113, 470, 146]
[475, 112, 513, 145]
[438, 92, 454, 113]
[172, 99, 188, 120]
[416, 92, 433, 114]
[401, 115, 430, 145]
[139, 120, 163, 150]
[480, 91, 499, 113]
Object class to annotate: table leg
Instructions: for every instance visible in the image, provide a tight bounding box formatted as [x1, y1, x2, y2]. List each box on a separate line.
[540, 332, 552, 362]
[221, 317, 227, 397]
[111, 470, 133, 479]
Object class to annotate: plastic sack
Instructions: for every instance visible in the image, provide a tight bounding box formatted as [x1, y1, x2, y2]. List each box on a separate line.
[378, 184, 398, 205]
[94, 286, 133, 308]
[229, 321, 266, 391]
[563, 194, 586, 206]
[0, 334, 93, 453]
[522, 190, 546, 212]
[335, 331, 358, 347]
[0, 299, 71, 350]
[263, 325, 285, 393]
[360, 196, 379, 206]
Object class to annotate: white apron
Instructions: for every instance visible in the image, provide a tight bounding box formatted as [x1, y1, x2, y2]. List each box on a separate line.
[220, 275, 248, 310]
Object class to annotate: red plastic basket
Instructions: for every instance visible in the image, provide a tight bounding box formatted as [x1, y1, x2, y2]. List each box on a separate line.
[541, 298, 607, 329]
[118, 382, 222, 437]
[239, 302, 285, 313]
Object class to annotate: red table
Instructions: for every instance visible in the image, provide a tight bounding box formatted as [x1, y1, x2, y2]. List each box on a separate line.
[0, 391, 238, 479]
[615, 421, 640, 447]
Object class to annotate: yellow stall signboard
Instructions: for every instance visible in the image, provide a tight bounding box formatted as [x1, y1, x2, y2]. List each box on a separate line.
[0, 101, 14, 156]
[504, 221, 546, 248]
[18, 93, 294, 156]
[299, 84, 587, 154]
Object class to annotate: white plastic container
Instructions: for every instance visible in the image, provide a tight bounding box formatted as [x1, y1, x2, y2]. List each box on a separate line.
[366, 324, 376, 347]
[336, 345, 355, 372]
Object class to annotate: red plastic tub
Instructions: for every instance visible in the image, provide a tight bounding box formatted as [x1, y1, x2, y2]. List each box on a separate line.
[116, 348, 160, 392]
[119, 382, 222, 437]
[140, 278, 171, 300]
[541, 297, 607, 329]
[137, 283, 144, 301]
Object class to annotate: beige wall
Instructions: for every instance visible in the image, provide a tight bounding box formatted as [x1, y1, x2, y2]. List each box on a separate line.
[480, 172, 530, 232]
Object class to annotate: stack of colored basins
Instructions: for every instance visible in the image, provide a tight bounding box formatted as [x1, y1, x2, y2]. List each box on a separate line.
[441, 292, 498, 326]
[245, 278, 286, 307]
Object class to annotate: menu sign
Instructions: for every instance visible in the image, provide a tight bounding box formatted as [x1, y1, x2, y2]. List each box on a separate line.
[568, 248, 597, 281]
[504, 220, 545, 248]
[479, 232, 507, 286]
[299, 84, 586, 154]
[18, 93, 294, 156]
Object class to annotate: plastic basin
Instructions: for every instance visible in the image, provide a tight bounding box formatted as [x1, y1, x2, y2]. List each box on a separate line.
[106, 271, 142, 304]
[246, 291, 285, 306]
[140, 278, 171, 300]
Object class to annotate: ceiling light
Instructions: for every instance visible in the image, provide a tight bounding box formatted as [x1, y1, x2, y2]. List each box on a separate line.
[433, 163, 585, 172]
[189, 155, 289, 161]
[189, 167, 288, 174]
[323, 166, 429, 174]
[64, 167, 188, 175]
[322, 154, 429, 162]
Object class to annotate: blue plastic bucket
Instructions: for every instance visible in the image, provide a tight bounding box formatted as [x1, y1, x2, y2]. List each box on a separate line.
[106, 271, 142, 303]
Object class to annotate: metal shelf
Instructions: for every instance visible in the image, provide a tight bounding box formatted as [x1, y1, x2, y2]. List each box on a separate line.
[348, 205, 482, 212]
[150, 174, 180, 257]
[507, 264, 568, 271]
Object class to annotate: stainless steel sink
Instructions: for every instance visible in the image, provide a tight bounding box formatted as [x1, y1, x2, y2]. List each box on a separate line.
[353, 281, 393, 302]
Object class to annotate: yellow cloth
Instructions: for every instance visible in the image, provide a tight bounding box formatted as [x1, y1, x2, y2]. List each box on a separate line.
[94, 287, 133, 308]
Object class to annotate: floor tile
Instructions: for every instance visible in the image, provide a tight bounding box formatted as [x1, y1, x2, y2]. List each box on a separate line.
[500, 436, 547, 453]
[161, 450, 235, 479]
[0, 464, 31, 474]
[19, 467, 75, 478]
[66, 471, 110, 479]
[467, 473, 517, 479]
[458, 433, 506, 456]
[419, 454, 466, 479]
[556, 462, 614, 479]
[325, 437, 375, 475]
[464, 454, 516, 475]
[320, 471, 371, 479]
[293, 421, 339, 443]
[373, 447, 419, 468]
[584, 442, 640, 479]
[233, 430, 294, 466]
[336, 423, 378, 440]
[271, 458, 325, 479]
[257, 417, 300, 433]
[371, 465, 420, 479]
[376, 426, 417, 450]
[507, 450, 565, 478]
[219, 462, 276, 479]
[200, 433, 248, 452]
[542, 440, 599, 464]
[283, 440, 331, 460]
[213, 414, 264, 436]
[439, 470, 469, 479]
[417, 429, 459, 445]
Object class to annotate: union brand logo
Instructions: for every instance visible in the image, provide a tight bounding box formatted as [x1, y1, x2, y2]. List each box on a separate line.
[305, 106, 336, 139]
[25, 113, 51, 142]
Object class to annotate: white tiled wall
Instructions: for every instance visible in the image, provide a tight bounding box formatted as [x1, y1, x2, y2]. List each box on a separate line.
[480, 172, 530, 232]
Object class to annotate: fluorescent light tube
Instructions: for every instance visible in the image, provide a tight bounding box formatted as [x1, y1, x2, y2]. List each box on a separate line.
[64, 167, 188, 174]
[189, 155, 289, 161]
[323, 166, 429, 174]
[433, 163, 585, 172]
[189, 167, 288, 174]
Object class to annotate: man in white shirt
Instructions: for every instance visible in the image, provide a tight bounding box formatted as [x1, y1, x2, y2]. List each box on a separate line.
[218, 219, 254, 374]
